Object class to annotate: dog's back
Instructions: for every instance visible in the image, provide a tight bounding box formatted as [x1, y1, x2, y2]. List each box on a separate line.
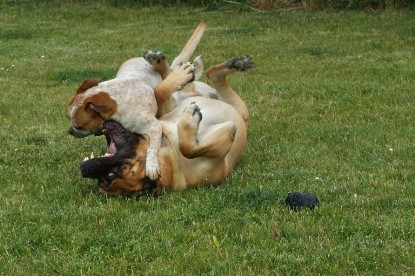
[115, 58, 161, 88]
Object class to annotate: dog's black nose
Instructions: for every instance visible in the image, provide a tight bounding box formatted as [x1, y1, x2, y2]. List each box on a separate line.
[80, 159, 103, 178]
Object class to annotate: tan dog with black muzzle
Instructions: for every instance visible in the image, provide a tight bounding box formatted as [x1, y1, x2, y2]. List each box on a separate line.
[80, 55, 254, 196]
[67, 21, 206, 180]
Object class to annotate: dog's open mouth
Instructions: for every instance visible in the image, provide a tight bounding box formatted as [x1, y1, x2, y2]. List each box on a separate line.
[81, 129, 117, 160]
[78, 120, 159, 197]
[79, 120, 139, 179]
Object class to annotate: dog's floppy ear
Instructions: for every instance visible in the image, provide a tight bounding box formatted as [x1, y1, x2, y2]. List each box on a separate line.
[85, 92, 117, 120]
[68, 78, 100, 106]
[76, 78, 100, 94]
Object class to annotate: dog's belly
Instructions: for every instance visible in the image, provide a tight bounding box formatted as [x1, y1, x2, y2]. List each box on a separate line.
[159, 96, 247, 188]
[161, 96, 241, 127]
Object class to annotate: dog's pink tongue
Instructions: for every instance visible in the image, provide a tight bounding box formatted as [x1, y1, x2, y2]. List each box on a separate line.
[108, 141, 117, 155]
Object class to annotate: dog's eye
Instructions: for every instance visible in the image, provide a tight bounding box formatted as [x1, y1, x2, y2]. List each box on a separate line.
[105, 172, 119, 181]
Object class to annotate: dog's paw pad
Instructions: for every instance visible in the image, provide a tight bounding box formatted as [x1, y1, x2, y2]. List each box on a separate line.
[189, 104, 202, 122]
[226, 55, 255, 71]
[143, 50, 166, 65]
[183, 103, 202, 124]
[193, 106, 202, 123]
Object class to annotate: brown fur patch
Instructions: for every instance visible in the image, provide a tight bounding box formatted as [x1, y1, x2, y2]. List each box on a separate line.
[68, 78, 100, 106]
[86, 92, 118, 120]
[73, 92, 117, 132]
[100, 136, 155, 196]
[113, 136, 148, 190]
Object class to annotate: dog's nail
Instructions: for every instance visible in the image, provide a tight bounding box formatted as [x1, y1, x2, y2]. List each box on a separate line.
[90, 152, 94, 159]
[83, 157, 89, 161]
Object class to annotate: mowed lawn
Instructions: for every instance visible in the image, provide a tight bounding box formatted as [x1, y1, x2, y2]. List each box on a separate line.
[0, 2, 414, 274]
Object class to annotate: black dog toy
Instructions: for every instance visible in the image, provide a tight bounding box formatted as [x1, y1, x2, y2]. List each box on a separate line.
[285, 192, 319, 211]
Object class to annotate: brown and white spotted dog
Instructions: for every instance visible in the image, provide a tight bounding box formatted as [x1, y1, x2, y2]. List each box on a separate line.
[80, 55, 254, 196]
[67, 21, 206, 180]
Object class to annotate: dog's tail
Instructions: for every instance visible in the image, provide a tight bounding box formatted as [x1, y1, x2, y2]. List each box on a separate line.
[171, 21, 206, 68]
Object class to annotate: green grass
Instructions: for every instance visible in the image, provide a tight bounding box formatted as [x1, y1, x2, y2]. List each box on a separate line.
[1, 2, 415, 274]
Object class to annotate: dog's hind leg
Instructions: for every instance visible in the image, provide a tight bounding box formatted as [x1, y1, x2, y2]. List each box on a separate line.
[178, 103, 236, 159]
[205, 55, 255, 124]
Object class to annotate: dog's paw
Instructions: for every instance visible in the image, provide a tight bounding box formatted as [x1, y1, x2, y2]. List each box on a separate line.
[186, 103, 202, 123]
[146, 160, 160, 180]
[168, 62, 195, 90]
[181, 103, 202, 127]
[143, 50, 166, 65]
[226, 55, 255, 71]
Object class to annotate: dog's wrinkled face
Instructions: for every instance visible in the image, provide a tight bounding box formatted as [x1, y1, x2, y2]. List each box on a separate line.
[68, 79, 118, 138]
[79, 120, 161, 197]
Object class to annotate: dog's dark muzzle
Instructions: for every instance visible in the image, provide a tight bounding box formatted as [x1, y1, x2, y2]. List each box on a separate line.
[68, 126, 103, 138]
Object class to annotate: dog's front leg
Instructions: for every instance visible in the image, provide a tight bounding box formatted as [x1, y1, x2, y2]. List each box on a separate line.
[155, 62, 196, 117]
[144, 121, 162, 180]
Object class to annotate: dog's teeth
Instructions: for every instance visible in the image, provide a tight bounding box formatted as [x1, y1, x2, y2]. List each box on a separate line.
[90, 152, 94, 159]
[83, 157, 89, 161]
